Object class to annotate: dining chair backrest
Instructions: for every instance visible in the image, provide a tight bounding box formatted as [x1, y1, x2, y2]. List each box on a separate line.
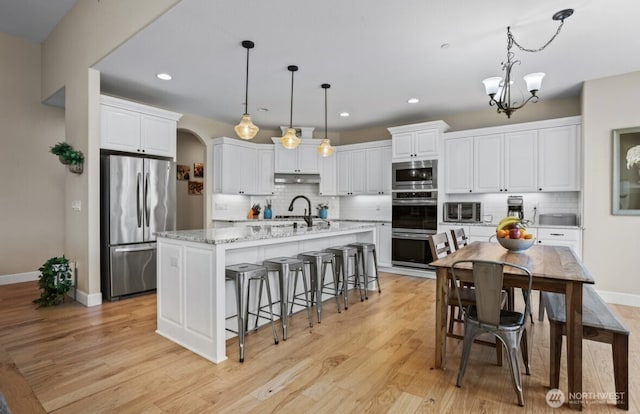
[451, 260, 533, 327]
[428, 233, 451, 260]
[450, 228, 469, 250]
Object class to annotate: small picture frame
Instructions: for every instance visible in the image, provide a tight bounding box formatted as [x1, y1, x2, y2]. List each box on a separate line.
[612, 127, 640, 214]
[188, 180, 203, 195]
[177, 165, 190, 180]
[193, 162, 204, 178]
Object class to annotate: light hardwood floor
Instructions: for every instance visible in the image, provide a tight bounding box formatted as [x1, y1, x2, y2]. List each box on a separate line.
[0, 273, 636, 413]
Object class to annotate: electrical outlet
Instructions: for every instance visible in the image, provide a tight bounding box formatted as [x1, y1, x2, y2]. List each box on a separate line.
[71, 200, 81, 211]
[375, 205, 381, 211]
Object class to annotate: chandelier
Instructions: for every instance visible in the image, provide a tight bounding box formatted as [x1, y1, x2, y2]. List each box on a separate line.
[482, 9, 574, 118]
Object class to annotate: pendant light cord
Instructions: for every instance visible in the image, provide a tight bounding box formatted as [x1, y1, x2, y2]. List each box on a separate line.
[244, 46, 250, 114]
[289, 69, 294, 128]
[324, 87, 328, 137]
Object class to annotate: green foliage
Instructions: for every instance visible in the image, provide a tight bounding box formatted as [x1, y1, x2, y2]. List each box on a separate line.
[50, 142, 84, 165]
[33, 256, 73, 307]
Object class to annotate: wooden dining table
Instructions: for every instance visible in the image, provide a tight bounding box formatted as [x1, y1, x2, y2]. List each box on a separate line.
[430, 241, 594, 410]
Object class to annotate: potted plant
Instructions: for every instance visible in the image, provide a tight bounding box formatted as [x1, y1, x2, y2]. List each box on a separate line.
[33, 256, 74, 307]
[50, 142, 84, 174]
[317, 202, 329, 219]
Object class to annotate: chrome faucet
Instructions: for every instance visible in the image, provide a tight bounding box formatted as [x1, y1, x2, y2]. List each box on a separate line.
[288, 195, 313, 227]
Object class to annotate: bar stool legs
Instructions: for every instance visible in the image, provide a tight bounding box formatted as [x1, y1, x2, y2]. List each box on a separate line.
[263, 257, 313, 341]
[326, 246, 362, 310]
[225, 263, 279, 363]
[349, 242, 382, 300]
[297, 251, 341, 323]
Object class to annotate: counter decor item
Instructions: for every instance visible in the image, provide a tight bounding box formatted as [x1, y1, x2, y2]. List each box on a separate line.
[33, 256, 74, 307]
[50, 142, 84, 174]
[264, 200, 273, 219]
[317, 202, 328, 219]
[247, 203, 261, 219]
[494, 216, 534, 252]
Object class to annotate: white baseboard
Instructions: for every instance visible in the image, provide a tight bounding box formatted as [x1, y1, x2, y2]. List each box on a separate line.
[0, 271, 39, 285]
[382, 266, 435, 279]
[595, 289, 640, 308]
[74, 289, 102, 307]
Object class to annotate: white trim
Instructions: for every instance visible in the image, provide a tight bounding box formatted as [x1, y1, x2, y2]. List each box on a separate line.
[74, 289, 102, 307]
[384, 266, 435, 279]
[595, 289, 640, 308]
[0, 271, 39, 285]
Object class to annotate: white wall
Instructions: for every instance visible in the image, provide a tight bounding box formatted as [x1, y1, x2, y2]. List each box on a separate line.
[582, 71, 640, 303]
[176, 130, 205, 230]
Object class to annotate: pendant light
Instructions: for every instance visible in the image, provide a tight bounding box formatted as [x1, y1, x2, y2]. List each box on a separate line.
[234, 40, 259, 140]
[317, 84, 334, 157]
[281, 65, 301, 149]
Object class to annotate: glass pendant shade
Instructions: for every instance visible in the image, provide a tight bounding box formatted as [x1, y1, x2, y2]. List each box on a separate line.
[523, 72, 545, 93]
[317, 138, 334, 157]
[234, 113, 259, 139]
[482, 77, 502, 96]
[280, 127, 300, 149]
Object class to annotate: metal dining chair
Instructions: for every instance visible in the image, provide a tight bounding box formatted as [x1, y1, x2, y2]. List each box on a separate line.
[451, 259, 532, 407]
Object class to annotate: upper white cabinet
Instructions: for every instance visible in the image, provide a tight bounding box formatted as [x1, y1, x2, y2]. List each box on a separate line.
[336, 140, 392, 196]
[318, 152, 337, 196]
[537, 125, 580, 191]
[272, 139, 320, 173]
[100, 95, 182, 158]
[337, 150, 366, 195]
[212, 138, 274, 195]
[365, 146, 392, 194]
[443, 116, 581, 194]
[388, 121, 450, 161]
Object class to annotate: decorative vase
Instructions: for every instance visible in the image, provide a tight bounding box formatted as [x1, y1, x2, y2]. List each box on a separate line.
[319, 208, 328, 219]
[264, 208, 272, 219]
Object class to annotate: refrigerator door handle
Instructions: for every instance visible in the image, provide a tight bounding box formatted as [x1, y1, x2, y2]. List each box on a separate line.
[114, 244, 156, 253]
[136, 172, 143, 228]
[144, 172, 150, 226]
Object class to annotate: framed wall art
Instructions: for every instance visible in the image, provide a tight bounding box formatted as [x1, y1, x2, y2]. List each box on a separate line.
[612, 127, 640, 215]
[193, 162, 204, 178]
[188, 180, 203, 195]
[177, 165, 190, 180]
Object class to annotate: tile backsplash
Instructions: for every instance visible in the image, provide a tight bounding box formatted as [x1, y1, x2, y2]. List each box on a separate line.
[443, 192, 580, 225]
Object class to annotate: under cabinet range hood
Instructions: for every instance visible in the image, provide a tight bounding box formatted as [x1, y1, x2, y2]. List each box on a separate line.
[274, 173, 321, 184]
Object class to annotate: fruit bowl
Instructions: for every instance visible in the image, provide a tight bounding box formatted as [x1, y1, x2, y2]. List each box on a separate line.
[497, 237, 535, 252]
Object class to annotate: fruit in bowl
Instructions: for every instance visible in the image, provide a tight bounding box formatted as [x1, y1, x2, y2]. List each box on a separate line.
[495, 217, 535, 252]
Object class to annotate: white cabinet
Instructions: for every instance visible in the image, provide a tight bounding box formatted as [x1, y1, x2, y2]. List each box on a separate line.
[388, 121, 450, 161]
[536, 227, 581, 258]
[377, 222, 392, 267]
[473, 131, 538, 193]
[318, 153, 337, 196]
[212, 138, 274, 195]
[537, 125, 579, 191]
[443, 117, 581, 194]
[337, 150, 366, 195]
[366, 146, 392, 194]
[100, 95, 182, 158]
[468, 225, 502, 244]
[444, 136, 474, 193]
[272, 139, 320, 173]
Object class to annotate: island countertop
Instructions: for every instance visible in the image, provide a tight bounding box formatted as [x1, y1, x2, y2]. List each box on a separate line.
[156, 221, 376, 245]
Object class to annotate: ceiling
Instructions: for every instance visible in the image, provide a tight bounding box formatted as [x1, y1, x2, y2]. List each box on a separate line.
[4, 0, 640, 132]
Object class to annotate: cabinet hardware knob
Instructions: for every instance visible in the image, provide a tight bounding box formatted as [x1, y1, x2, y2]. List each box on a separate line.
[539, 188, 542, 191]
[469, 190, 472, 192]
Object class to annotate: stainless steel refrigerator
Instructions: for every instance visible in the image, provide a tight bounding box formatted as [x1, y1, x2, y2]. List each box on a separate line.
[100, 154, 175, 300]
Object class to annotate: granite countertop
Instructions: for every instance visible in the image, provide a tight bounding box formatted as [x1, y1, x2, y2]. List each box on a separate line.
[212, 218, 391, 224]
[157, 221, 376, 245]
[439, 221, 582, 230]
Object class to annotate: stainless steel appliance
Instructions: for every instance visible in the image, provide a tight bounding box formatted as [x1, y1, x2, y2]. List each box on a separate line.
[391, 191, 438, 269]
[392, 160, 437, 190]
[443, 202, 482, 223]
[100, 154, 175, 300]
[507, 195, 524, 219]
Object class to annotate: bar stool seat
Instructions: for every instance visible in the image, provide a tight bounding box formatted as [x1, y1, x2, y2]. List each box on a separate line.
[348, 242, 382, 300]
[297, 251, 341, 323]
[225, 263, 279, 363]
[325, 246, 363, 310]
[263, 257, 313, 340]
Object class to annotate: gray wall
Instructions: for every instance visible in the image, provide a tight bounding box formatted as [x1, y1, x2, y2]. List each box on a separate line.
[176, 130, 205, 230]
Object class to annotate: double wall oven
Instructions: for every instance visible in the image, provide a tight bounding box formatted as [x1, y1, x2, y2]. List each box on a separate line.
[391, 160, 438, 269]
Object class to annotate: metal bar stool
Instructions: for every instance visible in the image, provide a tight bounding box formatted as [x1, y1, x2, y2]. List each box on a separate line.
[349, 242, 382, 300]
[296, 251, 341, 323]
[262, 257, 313, 340]
[325, 246, 363, 310]
[225, 263, 279, 362]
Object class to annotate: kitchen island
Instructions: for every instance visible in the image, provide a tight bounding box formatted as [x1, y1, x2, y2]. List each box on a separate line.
[155, 222, 376, 363]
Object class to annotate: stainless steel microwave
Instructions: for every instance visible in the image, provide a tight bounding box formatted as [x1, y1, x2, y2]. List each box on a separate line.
[392, 160, 437, 190]
[443, 202, 482, 223]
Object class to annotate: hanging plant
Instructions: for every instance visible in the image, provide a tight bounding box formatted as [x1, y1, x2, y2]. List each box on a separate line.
[33, 256, 74, 307]
[50, 142, 84, 174]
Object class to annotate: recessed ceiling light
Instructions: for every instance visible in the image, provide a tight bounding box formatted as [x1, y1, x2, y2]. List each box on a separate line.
[408, 98, 419, 104]
[340, 112, 350, 117]
[440, 43, 450, 49]
[257, 107, 269, 112]
[156, 73, 172, 80]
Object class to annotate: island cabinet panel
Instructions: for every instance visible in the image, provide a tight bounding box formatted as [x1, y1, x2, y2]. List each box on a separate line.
[184, 247, 215, 338]
[157, 242, 183, 326]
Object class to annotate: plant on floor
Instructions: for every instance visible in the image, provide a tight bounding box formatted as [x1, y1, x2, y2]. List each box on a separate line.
[33, 256, 74, 307]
